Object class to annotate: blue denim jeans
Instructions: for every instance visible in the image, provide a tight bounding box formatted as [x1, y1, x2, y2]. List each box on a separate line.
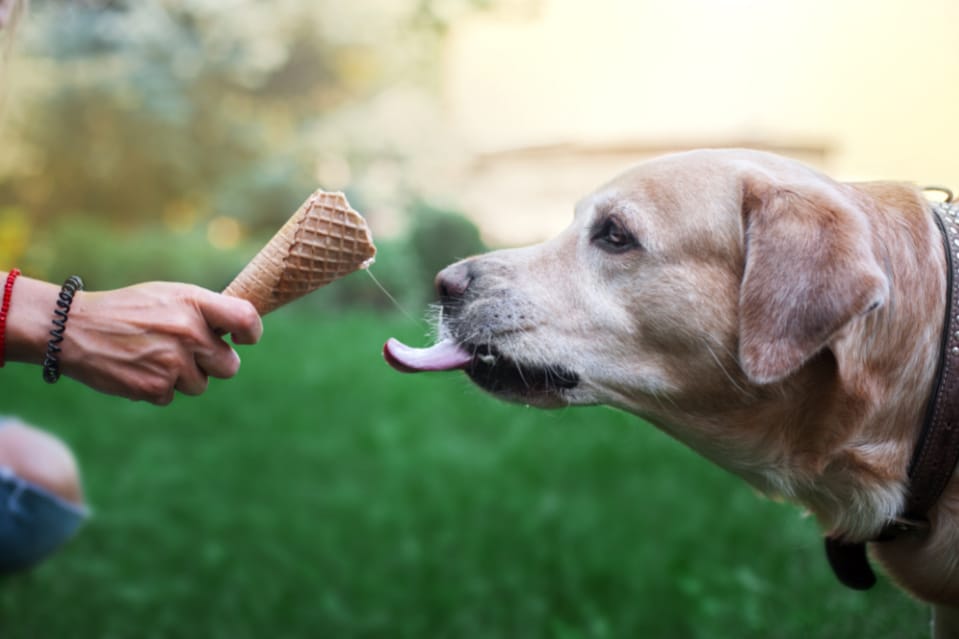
[0, 462, 88, 573]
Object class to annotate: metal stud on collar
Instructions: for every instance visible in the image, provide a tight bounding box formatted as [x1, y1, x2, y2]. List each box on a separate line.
[937, 201, 959, 265]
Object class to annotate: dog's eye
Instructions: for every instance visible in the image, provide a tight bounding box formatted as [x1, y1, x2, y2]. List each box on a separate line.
[591, 218, 639, 253]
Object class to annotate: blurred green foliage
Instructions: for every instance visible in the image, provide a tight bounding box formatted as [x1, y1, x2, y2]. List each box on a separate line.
[0, 312, 930, 638]
[25, 216, 248, 291]
[1, 0, 494, 300]
[408, 199, 487, 285]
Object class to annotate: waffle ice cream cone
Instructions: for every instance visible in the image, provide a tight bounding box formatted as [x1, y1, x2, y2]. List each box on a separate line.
[223, 190, 376, 315]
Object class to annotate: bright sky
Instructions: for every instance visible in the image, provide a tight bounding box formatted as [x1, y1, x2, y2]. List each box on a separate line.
[444, 0, 959, 184]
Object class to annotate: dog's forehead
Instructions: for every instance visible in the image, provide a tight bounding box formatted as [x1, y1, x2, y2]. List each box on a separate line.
[575, 167, 727, 224]
[574, 190, 622, 220]
[574, 172, 665, 222]
[574, 153, 748, 254]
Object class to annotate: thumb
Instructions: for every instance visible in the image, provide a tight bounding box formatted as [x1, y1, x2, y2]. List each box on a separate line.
[196, 289, 263, 345]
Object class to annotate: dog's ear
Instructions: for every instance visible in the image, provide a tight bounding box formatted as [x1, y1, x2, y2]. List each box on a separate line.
[739, 175, 888, 384]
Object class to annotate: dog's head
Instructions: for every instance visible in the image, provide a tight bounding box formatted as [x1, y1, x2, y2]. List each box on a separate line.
[386, 149, 889, 425]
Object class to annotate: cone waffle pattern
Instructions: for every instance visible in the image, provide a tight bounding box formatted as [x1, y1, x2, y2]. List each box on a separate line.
[223, 190, 376, 315]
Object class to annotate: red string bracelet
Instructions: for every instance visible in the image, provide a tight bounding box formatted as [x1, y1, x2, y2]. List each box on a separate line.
[0, 268, 22, 368]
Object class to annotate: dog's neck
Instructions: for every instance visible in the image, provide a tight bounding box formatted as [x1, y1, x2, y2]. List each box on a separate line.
[649, 186, 950, 541]
[820, 198, 959, 591]
[621, 185, 953, 543]
[780, 188, 951, 540]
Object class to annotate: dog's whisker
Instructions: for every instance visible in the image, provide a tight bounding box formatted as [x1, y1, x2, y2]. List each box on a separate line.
[541, 366, 554, 392]
[514, 360, 530, 390]
[544, 365, 569, 394]
[703, 341, 753, 399]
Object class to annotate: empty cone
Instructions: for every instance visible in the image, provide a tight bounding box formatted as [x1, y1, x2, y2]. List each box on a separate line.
[223, 190, 376, 315]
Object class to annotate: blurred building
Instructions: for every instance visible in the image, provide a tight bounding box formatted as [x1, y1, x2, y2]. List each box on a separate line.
[437, 0, 959, 245]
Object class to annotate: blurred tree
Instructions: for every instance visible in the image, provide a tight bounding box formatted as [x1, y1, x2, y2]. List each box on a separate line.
[408, 200, 486, 285]
[2, 0, 495, 231]
[0, 0, 508, 289]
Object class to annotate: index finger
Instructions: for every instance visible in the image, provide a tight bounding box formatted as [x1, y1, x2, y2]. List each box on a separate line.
[195, 289, 264, 345]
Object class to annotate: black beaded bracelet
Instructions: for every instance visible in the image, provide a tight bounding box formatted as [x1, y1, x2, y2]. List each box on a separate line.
[42, 275, 84, 384]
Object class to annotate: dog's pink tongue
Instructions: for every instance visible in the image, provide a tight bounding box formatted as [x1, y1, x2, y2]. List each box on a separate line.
[383, 338, 472, 373]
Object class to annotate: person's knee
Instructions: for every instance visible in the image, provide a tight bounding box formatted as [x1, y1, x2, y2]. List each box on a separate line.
[0, 419, 84, 505]
[0, 419, 88, 575]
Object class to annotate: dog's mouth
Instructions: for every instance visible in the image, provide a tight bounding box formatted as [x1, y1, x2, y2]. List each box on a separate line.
[383, 338, 580, 400]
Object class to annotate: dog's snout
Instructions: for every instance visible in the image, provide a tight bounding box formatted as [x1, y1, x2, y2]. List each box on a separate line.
[435, 261, 473, 302]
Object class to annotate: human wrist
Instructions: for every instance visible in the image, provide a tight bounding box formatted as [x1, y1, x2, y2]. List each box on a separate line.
[41, 275, 84, 383]
[0, 269, 21, 366]
[4, 274, 65, 365]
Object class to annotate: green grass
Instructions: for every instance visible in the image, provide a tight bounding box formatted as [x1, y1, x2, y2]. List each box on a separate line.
[0, 311, 928, 638]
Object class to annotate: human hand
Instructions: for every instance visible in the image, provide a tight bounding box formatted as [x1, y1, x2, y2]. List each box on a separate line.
[60, 282, 263, 404]
[5, 277, 263, 405]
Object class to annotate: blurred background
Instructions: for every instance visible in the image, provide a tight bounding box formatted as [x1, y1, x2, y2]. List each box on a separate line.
[1, 0, 955, 637]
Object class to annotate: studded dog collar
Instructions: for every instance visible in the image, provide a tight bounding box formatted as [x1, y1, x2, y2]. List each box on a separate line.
[825, 198, 959, 591]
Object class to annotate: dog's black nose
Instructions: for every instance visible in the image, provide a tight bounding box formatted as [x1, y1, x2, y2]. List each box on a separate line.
[435, 261, 473, 302]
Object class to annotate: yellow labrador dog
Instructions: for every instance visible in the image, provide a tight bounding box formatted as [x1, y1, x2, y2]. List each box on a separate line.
[384, 148, 958, 636]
